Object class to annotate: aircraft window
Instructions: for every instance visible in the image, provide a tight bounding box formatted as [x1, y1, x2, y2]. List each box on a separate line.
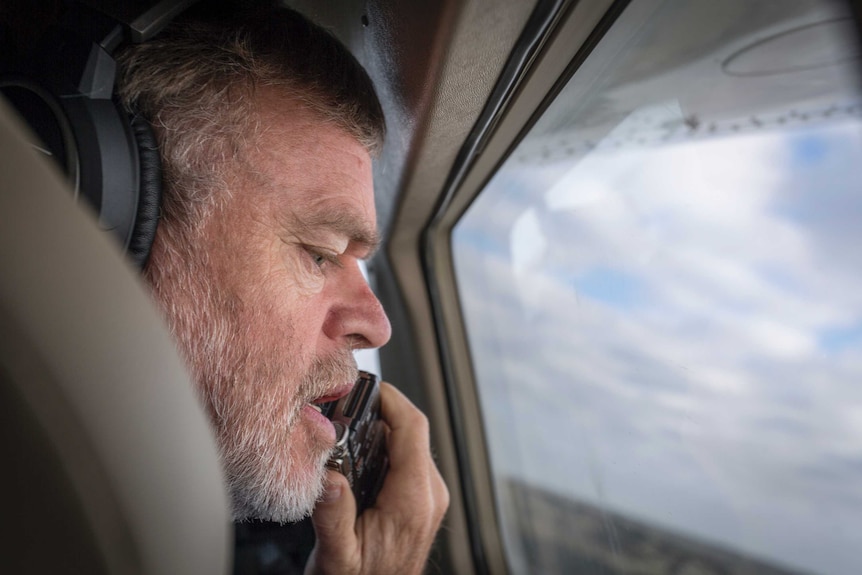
[452, 0, 862, 573]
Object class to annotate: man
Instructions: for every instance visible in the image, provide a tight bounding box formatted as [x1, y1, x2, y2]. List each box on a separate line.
[116, 2, 448, 573]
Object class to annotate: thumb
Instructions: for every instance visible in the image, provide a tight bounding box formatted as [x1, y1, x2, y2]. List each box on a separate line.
[307, 471, 359, 572]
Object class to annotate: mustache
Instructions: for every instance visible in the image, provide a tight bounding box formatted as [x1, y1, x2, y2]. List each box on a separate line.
[297, 349, 359, 403]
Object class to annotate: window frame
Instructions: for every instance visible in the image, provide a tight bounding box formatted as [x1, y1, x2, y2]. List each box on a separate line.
[419, 0, 625, 572]
[419, 0, 862, 571]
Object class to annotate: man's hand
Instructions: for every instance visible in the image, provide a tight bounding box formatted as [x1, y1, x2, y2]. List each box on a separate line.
[305, 382, 449, 575]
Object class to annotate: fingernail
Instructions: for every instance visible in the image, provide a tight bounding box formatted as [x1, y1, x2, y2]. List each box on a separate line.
[321, 481, 342, 504]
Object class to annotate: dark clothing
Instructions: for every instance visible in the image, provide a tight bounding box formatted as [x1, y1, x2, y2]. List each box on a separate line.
[233, 518, 315, 575]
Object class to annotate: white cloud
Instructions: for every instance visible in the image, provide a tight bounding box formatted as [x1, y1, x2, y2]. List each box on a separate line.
[452, 118, 862, 574]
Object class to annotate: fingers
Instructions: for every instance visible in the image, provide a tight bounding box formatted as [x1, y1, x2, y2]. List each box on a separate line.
[306, 471, 359, 575]
[375, 382, 449, 541]
[379, 382, 431, 476]
[306, 382, 449, 575]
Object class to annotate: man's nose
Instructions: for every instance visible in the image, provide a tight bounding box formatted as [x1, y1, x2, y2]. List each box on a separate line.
[322, 262, 392, 349]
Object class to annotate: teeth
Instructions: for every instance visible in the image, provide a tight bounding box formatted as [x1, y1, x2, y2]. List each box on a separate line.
[310, 404, 322, 413]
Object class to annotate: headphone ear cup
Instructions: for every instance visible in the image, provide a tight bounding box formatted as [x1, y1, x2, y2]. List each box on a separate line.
[127, 112, 162, 268]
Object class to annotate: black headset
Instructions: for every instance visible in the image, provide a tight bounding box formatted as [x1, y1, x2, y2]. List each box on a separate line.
[0, 1, 199, 268]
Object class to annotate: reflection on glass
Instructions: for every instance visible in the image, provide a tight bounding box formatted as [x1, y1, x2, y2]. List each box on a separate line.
[452, 0, 862, 574]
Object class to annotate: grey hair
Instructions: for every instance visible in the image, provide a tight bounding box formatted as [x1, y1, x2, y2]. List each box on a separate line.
[115, 2, 386, 233]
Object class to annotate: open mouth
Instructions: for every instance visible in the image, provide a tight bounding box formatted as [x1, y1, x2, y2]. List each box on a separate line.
[307, 383, 355, 416]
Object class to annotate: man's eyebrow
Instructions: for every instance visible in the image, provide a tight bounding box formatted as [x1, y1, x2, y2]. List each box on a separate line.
[292, 205, 381, 256]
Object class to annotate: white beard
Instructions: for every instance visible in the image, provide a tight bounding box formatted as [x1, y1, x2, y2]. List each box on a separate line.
[146, 223, 357, 523]
[214, 349, 358, 524]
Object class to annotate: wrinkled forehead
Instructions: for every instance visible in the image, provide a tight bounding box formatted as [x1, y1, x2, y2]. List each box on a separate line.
[241, 90, 379, 254]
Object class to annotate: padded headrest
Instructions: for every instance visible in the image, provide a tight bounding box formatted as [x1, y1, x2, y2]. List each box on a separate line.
[0, 94, 231, 574]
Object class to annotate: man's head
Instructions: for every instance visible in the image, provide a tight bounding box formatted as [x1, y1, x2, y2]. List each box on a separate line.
[116, 3, 391, 523]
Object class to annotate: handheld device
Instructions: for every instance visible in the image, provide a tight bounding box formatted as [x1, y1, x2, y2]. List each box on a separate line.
[321, 371, 389, 515]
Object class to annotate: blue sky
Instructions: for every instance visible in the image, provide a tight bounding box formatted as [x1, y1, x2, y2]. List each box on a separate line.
[453, 120, 862, 574]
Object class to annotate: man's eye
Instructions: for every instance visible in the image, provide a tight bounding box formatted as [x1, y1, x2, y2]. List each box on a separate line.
[304, 246, 340, 269]
[312, 252, 327, 267]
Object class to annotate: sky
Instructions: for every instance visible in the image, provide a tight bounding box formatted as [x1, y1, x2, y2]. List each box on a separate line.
[453, 119, 862, 575]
